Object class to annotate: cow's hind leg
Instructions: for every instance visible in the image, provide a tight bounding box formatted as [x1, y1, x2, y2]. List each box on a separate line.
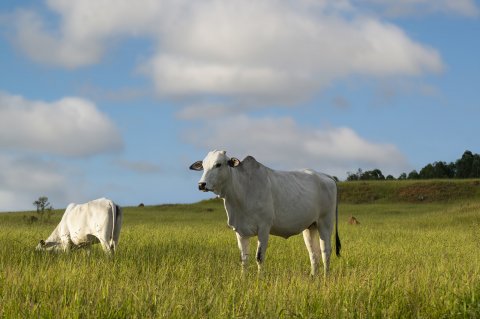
[318, 224, 333, 277]
[256, 229, 269, 273]
[97, 237, 114, 255]
[96, 222, 114, 255]
[303, 224, 321, 276]
[236, 233, 250, 273]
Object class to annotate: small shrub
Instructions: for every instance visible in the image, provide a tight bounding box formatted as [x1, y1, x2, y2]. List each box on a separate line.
[23, 215, 38, 224]
[33, 196, 54, 221]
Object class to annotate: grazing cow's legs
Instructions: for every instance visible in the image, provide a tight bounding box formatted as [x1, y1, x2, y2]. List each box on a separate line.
[256, 230, 269, 272]
[236, 233, 250, 272]
[98, 237, 113, 254]
[61, 241, 70, 253]
[318, 224, 333, 277]
[60, 235, 71, 253]
[95, 222, 113, 254]
[303, 225, 321, 276]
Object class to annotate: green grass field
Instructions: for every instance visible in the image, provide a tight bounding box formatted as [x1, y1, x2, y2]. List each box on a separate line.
[1, 181, 480, 318]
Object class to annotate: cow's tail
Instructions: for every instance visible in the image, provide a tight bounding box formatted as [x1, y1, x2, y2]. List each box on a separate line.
[333, 178, 342, 257]
[109, 202, 117, 252]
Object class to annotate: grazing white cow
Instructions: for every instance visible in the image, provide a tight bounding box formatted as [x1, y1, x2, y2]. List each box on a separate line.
[36, 198, 123, 254]
[190, 150, 341, 276]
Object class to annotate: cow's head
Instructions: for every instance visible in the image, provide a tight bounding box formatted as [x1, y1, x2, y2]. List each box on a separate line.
[189, 150, 240, 195]
[35, 239, 57, 251]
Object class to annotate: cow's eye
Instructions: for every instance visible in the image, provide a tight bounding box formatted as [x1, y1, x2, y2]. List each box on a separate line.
[215, 163, 222, 168]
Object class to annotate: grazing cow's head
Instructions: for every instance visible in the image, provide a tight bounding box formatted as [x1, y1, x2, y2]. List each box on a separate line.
[189, 150, 240, 195]
[35, 239, 57, 251]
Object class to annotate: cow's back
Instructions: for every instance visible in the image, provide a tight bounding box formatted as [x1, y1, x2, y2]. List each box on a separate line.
[65, 198, 114, 243]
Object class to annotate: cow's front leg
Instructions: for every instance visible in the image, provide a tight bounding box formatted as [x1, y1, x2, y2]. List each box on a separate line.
[236, 232, 250, 273]
[256, 230, 269, 273]
[60, 234, 71, 253]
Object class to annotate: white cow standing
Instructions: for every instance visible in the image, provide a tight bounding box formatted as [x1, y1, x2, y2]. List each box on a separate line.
[190, 150, 341, 276]
[36, 198, 123, 254]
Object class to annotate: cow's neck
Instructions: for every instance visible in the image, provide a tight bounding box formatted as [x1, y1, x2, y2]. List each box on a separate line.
[221, 167, 247, 209]
[45, 224, 62, 243]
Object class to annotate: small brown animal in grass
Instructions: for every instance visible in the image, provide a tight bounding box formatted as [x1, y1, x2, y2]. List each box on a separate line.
[348, 216, 360, 225]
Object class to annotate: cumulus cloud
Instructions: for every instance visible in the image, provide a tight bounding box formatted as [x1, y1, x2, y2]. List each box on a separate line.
[12, 0, 166, 68]
[0, 155, 81, 211]
[184, 115, 411, 177]
[145, 5, 443, 102]
[10, 0, 443, 104]
[12, 9, 104, 69]
[0, 92, 123, 157]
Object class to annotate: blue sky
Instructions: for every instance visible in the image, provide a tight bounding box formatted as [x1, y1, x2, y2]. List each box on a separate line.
[0, 0, 479, 211]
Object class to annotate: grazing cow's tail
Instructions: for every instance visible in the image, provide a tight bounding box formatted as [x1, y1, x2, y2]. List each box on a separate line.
[334, 179, 342, 257]
[110, 202, 118, 252]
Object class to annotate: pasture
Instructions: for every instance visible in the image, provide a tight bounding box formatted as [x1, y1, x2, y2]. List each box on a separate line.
[1, 181, 480, 318]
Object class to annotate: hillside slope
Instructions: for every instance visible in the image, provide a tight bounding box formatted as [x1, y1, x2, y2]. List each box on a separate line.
[338, 179, 480, 204]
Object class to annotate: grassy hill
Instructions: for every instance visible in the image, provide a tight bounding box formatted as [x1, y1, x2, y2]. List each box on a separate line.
[338, 179, 480, 204]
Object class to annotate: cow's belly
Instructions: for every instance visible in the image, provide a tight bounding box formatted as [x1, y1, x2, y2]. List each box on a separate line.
[270, 227, 303, 239]
[70, 231, 99, 246]
[270, 217, 316, 239]
[270, 198, 323, 235]
[269, 180, 335, 238]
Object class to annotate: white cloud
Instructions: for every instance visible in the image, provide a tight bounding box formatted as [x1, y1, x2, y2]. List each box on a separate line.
[12, 9, 104, 69]
[145, 4, 443, 102]
[0, 155, 80, 212]
[12, 0, 166, 68]
[146, 55, 302, 99]
[0, 92, 123, 157]
[184, 115, 411, 178]
[10, 0, 443, 104]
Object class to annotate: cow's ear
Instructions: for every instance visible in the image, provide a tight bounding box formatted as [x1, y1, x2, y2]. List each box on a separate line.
[189, 161, 203, 171]
[228, 157, 241, 167]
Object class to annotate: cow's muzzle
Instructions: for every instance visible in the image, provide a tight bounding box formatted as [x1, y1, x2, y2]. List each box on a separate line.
[198, 182, 208, 192]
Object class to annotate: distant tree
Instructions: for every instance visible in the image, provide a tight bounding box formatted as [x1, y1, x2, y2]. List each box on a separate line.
[419, 164, 435, 179]
[456, 150, 474, 178]
[386, 175, 395, 180]
[348, 150, 480, 182]
[347, 168, 389, 181]
[347, 169, 362, 181]
[33, 196, 54, 221]
[360, 169, 385, 180]
[374, 169, 385, 180]
[421, 161, 455, 179]
[433, 161, 455, 178]
[471, 157, 480, 178]
[447, 162, 457, 178]
[408, 170, 420, 180]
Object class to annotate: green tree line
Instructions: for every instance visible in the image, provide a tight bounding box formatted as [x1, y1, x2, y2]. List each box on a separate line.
[347, 150, 480, 181]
